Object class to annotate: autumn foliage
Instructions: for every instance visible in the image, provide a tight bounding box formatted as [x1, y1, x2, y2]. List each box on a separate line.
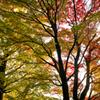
[0, 0, 100, 100]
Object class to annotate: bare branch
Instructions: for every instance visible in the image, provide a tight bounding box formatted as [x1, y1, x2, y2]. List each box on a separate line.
[65, 40, 75, 74]
[79, 33, 96, 65]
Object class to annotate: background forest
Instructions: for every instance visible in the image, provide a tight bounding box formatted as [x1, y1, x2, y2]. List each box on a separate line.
[0, 0, 100, 100]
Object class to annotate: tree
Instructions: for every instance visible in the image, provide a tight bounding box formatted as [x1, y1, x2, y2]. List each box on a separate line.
[0, 0, 100, 100]
[0, 2, 61, 99]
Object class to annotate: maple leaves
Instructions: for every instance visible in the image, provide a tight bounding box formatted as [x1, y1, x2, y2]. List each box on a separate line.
[85, 40, 100, 61]
[60, 0, 86, 25]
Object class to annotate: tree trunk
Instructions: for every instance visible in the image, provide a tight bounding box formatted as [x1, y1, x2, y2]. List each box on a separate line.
[62, 79, 69, 100]
[73, 45, 80, 100]
[0, 60, 7, 100]
[60, 70, 69, 100]
[80, 60, 90, 100]
[0, 89, 3, 100]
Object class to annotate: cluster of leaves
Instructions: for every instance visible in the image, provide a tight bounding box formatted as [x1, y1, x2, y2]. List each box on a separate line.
[0, 40, 60, 100]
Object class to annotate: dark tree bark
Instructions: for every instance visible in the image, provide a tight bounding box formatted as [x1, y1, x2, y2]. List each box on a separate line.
[73, 43, 80, 100]
[0, 88, 3, 100]
[0, 58, 7, 100]
[54, 27, 69, 100]
[61, 73, 69, 100]
[80, 59, 90, 100]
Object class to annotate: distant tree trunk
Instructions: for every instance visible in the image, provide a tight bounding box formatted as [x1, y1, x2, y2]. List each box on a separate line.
[0, 89, 3, 100]
[0, 60, 7, 100]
